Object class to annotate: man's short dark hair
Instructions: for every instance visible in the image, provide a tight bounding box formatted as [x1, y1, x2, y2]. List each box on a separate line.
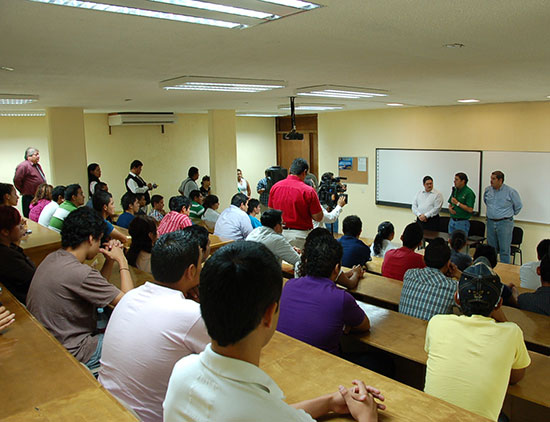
[199, 241, 282, 347]
[492, 170, 504, 182]
[182, 225, 209, 253]
[455, 172, 468, 183]
[92, 190, 112, 213]
[189, 190, 201, 201]
[342, 215, 362, 238]
[473, 244, 498, 268]
[188, 166, 199, 178]
[423, 175, 433, 184]
[289, 158, 309, 175]
[247, 198, 260, 215]
[52, 185, 66, 202]
[151, 231, 200, 284]
[231, 193, 248, 208]
[169, 195, 191, 212]
[540, 254, 550, 283]
[151, 194, 163, 206]
[203, 194, 219, 210]
[121, 192, 137, 211]
[537, 239, 550, 260]
[402, 222, 424, 249]
[64, 184, 81, 201]
[95, 182, 108, 192]
[303, 235, 343, 278]
[61, 207, 106, 249]
[130, 160, 143, 170]
[424, 237, 451, 269]
[261, 209, 282, 229]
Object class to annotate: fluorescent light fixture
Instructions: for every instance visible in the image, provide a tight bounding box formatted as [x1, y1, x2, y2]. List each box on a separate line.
[161, 76, 286, 92]
[237, 112, 282, 117]
[28, 0, 246, 29]
[0, 94, 39, 105]
[0, 111, 46, 117]
[258, 0, 320, 10]
[149, 0, 278, 20]
[296, 85, 388, 99]
[457, 99, 480, 103]
[0, 66, 14, 72]
[278, 103, 344, 111]
[386, 103, 404, 107]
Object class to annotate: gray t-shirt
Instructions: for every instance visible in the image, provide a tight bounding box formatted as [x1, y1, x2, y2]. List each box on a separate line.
[27, 249, 120, 362]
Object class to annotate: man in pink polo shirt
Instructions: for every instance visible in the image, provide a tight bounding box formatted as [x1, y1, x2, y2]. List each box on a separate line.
[13, 147, 47, 217]
[268, 158, 323, 249]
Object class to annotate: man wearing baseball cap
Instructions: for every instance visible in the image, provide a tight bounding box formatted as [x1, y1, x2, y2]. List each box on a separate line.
[423, 257, 531, 421]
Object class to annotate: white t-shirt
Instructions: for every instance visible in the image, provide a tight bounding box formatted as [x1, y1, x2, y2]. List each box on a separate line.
[38, 200, 59, 227]
[163, 344, 314, 422]
[520, 261, 541, 290]
[246, 225, 300, 266]
[373, 239, 400, 258]
[201, 207, 220, 231]
[99, 282, 209, 422]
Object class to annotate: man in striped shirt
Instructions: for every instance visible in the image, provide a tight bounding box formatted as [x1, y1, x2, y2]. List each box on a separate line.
[48, 184, 85, 232]
[399, 238, 462, 321]
[157, 196, 192, 236]
[188, 190, 205, 223]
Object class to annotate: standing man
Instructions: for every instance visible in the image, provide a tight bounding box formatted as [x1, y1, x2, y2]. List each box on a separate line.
[448, 172, 476, 235]
[268, 158, 323, 249]
[412, 176, 443, 232]
[256, 169, 270, 214]
[125, 160, 154, 206]
[483, 171, 522, 263]
[13, 147, 47, 217]
[179, 167, 199, 198]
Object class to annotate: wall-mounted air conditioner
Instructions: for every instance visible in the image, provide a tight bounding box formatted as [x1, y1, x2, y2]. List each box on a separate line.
[108, 112, 177, 126]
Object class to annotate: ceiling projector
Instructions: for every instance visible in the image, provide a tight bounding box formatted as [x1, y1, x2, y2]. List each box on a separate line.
[283, 97, 304, 140]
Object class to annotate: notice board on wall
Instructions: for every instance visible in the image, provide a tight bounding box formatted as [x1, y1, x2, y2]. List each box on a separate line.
[338, 156, 368, 184]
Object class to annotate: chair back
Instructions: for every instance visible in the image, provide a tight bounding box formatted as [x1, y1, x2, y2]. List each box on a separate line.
[438, 216, 450, 233]
[511, 226, 523, 246]
[468, 220, 486, 237]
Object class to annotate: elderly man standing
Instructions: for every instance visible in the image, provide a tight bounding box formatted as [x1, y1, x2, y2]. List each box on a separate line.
[412, 175, 443, 232]
[14, 147, 47, 217]
[483, 171, 522, 263]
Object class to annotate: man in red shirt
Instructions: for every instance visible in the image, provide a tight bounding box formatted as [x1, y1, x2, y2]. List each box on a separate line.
[157, 196, 192, 236]
[381, 222, 426, 281]
[268, 158, 323, 249]
[13, 147, 47, 217]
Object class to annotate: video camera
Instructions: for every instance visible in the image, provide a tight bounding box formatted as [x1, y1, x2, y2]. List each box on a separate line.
[266, 166, 288, 193]
[318, 172, 348, 209]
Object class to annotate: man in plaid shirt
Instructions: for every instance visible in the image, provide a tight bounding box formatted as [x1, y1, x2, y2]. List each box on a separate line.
[399, 238, 462, 321]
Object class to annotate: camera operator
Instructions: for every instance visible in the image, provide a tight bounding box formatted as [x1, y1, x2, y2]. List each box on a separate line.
[304, 177, 347, 229]
[317, 172, 348, 233]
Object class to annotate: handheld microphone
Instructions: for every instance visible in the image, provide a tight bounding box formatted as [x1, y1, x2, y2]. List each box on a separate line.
[451, 186, 456, 196]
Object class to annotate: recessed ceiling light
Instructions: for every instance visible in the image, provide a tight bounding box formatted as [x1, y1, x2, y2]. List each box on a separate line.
[28, 0, 246, 29]
[457, 99, 480, 103]
[296, 85, 388, 99]
[444, 43, 465, 49]
[0, 94, 39, 105]
[161, 76, 286, 92]
[258, 0, 320, 10]
[386, 103, 404, 107]
[0, 111, 45, 117]
[278, 103, 344, 111]
[0, 66, 14, 72]
[149, 0, 279, 20]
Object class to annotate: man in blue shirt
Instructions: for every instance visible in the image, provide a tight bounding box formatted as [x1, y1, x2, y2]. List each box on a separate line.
[483, 171, 522, 263]
[338, 215, 371, 267]
[256, 170, 270, 213]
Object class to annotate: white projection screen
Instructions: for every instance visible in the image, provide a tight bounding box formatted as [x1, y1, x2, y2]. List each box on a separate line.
[376, 149, 482, 213]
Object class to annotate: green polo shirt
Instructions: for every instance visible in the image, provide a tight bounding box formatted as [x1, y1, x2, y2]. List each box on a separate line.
[48, 200, 78, 232]
[189, 201, 205, 219]
[448, 185, 475, 220]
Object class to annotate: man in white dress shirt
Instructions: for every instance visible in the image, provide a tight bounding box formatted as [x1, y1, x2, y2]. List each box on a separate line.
[214, 193, 253, 240]
[412, 176, 443, 231]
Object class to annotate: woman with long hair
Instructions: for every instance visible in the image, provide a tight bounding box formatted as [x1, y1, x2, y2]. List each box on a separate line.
[127, 215, 157, 273]
[87, 163, 102, 197]
[29, 183, 53, 222]
[372, 221, 399, 257]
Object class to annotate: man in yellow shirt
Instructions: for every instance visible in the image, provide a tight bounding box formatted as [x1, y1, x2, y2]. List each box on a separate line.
[424, 257, 531, 421]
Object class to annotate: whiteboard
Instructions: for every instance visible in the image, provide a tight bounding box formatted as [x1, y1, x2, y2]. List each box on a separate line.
[481, 151, 550, 224]
[376, 149, 482, 212]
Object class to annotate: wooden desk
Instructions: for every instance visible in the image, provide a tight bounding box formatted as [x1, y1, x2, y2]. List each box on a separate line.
[366, 256, 383, 274]
[19, 220, 61, 266]
[261, 332, 490, 421]
[209, 234, 232, 253]
[0, 283, 137, 421]
[353, 303, 550, 410]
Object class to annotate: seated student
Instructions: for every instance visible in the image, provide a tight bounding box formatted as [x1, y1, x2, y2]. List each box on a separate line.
[449, 229, 472, 271]
[246, 209, 300, 266]
[127, 216, 157, 274]
[0, 305, 15, 331]
[247, 198, 262, 229]
[381, 222, 426, 281]
[38, 185, 65, 227]
[214, 193, 253, 241]
[400, 238, 461, 321]
[515, 253, 550, 316]
[157, 196, 192, 236]
[520, 239, 550, 289]
[201, 194, 220, 231]
[0, 183, 19, 208]
[116, 192, 139, 229]
[27, 207, 134, 369]
[164, 241, 385, 422]
[48, 184, 85, 232]
[148, 194, 166, 223]
[92, 190, 128, 244]
[86, 182, 108, 209]
[135, 193, 147, 216]
[278, 235, 370, 355]
[424, 257, 531, 421]
[339, 215, 371, 267]
[0, 206, 35, 304]
[372, 221, 399, 258]
[28, 183, 52, 222]
[188, 189, 205, 222]
[99, 230, 209, 422]
[473, 243, 516, 306]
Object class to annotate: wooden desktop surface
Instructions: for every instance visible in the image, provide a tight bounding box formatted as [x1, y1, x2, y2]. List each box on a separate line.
[0, 283, 137, 421]
[353, 303, 550, 409]
[261, 331, 491, 422]
[19, 220, 61, 266]
[209, 234, 233, 252]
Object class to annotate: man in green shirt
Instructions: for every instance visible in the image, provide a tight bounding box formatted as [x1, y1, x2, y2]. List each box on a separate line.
[448, 172, 475, 235]
[48, 184, 85, 232]
[188, 190, 205, 224]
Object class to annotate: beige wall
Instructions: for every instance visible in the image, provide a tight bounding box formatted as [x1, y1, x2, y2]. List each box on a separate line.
[318, 102, 550, 263]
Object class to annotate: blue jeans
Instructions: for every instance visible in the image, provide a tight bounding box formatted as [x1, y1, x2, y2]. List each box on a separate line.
[487, 218, 514, 264]
[448, 218, 470, 235]
[85, 333, 104, 370]
[325, 219, 339, 234]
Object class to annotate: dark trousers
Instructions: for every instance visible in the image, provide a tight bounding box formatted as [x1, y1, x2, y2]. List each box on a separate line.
[22, 195, 33, 218]
[416, 214, 440, 232]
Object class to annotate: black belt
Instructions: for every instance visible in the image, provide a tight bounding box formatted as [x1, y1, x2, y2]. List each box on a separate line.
[488, 217, 512, 222]
[451, 218, 468, 221]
